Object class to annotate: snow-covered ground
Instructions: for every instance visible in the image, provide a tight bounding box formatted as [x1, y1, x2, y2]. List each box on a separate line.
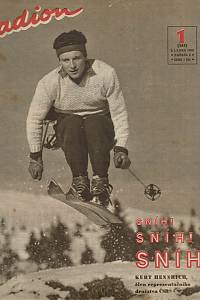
[1, 189, 199, 234]
[0, 261, 200, 300]
[0, 189, 200, 300]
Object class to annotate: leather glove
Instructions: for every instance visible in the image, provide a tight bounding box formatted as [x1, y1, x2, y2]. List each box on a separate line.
[28, 153, 43, 180]
[113, 146, 131, 169]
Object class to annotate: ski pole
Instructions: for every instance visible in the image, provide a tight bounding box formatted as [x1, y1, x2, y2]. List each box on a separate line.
[128, 168, 146, 188]
[127, 167, 161, 201]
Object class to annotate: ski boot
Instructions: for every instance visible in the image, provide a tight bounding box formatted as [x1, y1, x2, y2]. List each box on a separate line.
[91, 176, 113, 208]
[67, 176, 92, 202]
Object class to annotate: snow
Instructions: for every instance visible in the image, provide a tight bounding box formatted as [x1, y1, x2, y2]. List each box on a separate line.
[0, 189, 88, 231]
[0, 261, 200, 299]
[0, 189, 200, 299]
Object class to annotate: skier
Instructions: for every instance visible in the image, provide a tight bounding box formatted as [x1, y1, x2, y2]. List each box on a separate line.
[27, 30, 131, 207]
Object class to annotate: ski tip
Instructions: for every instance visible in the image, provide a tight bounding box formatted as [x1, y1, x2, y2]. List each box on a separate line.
[47, 178, 64, 195]
[47, 178, 57, 186]
[47, 178, 56, 191]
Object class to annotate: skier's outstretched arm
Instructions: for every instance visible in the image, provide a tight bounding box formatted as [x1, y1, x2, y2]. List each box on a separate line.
[106, 69, 131, 169]
[27, 79, 54, 180]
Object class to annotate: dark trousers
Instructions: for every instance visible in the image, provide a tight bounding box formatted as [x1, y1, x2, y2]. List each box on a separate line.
[55, 113, 115, 178]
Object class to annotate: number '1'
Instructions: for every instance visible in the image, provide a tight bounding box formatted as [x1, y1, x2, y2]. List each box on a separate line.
[177, 29, 185, 43]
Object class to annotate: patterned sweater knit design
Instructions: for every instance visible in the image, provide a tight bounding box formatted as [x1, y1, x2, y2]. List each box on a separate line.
[27, 59, 129, 152]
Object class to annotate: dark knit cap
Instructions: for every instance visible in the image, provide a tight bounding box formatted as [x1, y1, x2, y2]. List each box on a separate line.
[53, 30, 87, 57]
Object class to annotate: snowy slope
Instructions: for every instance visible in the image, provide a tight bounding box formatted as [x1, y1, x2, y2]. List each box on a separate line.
[0, 190, 199, 234]
[0, 189, 88, 231]
[0, 261, 200, 300]
[0, 189, 200, 300]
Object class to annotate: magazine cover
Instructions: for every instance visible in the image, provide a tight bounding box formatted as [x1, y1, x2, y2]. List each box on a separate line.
[0, 1, 200, 299]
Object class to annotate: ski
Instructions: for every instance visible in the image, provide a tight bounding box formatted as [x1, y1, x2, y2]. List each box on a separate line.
[47, 179, 123, 227]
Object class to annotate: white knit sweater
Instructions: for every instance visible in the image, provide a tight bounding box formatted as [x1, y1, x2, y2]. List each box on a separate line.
[27, 59, 129, 152]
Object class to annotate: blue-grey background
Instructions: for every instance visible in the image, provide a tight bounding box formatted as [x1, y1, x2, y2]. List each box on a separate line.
[0, 0, 200, 215]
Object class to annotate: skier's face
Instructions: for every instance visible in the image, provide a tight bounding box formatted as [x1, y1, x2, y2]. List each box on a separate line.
[59, 51, 87, 80]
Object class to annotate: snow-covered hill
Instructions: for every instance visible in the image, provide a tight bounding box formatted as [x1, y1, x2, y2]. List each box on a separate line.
[0, 261, 200, 300]
[1, 189, 199, 234]
[0, 189, 200, 300]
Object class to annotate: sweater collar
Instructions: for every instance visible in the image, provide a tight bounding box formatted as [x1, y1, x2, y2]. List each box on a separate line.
[58, 59, 96, 79]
